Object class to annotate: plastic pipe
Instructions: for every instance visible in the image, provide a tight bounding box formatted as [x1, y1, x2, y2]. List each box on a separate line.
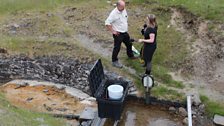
[187, 95, 192, 126]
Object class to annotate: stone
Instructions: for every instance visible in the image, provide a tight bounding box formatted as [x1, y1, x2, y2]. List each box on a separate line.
[43, 89, 49, 93]
[26, 97, 33, 102]
[56, 108, 67, 112]
[79, 107, 97, 120]
[198, 104, 205, 113]
[12, 23, 20, 28]
[128, 91, 138, 95]
[0, 48, 7, 53]
[169, 107, 176, 113]
[178, 107, 188, 117]
[182, 117, 188, 125]
[213, 114, 224, 126]
[192, 93, 201, 106]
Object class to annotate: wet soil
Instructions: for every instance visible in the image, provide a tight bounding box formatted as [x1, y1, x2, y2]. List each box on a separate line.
[104, 100, 213, 126]
[120, 102, 184, 126]
[0, 83, 96, 115]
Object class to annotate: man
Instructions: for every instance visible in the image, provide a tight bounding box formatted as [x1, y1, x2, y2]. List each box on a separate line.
[105, 0, 135, 68]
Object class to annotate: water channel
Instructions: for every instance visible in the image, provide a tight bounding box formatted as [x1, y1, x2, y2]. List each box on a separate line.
[104, 100, 184, 126]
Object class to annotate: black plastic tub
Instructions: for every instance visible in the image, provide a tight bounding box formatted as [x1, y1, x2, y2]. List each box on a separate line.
[88, 59, 129, 120]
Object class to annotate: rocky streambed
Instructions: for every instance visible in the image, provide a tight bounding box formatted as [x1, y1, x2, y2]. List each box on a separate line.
[0, 55, 136, 95]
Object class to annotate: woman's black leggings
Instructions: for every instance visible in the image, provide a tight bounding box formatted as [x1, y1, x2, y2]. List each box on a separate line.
[145, 62, 152, 75]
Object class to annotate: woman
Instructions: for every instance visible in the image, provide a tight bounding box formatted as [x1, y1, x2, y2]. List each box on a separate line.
[138, 14, 157, 75]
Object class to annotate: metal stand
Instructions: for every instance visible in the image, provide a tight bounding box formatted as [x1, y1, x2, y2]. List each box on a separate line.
[142, 74, 154, 104]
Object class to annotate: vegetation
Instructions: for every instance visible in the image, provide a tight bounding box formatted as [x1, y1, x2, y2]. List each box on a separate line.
[0, 0, 73, 14]
[0, 93, 66, 126]
[200, 95, 224, 117]
[0, 0, 223, 122]
[151, 86, 184, 101]
[130, 0, 224, 21]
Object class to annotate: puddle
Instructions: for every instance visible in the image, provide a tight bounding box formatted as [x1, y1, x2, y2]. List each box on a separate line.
[148, 118, 179, 126]
[104, 101, 184, 126]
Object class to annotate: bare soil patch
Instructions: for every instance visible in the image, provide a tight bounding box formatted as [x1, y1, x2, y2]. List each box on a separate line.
[0, 83, 96, 115]
[170, 7, 224, 102]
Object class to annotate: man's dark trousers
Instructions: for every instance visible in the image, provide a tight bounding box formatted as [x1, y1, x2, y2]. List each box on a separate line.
[112, 32, 134, 62]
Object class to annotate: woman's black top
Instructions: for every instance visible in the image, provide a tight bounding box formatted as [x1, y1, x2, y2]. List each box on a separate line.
[142, 26, 157, 62]
[144, 26, 157, 46]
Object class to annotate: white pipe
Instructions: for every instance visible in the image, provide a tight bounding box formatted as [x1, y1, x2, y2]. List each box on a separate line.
[187, 95, 193, 126]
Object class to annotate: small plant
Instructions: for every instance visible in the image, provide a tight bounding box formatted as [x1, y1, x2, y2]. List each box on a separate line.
[200, 95, 224, 117]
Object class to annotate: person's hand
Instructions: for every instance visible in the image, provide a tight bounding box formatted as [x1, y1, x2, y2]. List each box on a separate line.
[138, 39, 144, 43]
[112, 31, 119, 36]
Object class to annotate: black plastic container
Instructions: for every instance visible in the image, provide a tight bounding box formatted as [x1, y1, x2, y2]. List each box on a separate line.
[88, 59, 129, 120]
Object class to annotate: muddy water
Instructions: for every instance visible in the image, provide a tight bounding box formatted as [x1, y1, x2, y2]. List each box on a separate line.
[104, 101, 184, 126]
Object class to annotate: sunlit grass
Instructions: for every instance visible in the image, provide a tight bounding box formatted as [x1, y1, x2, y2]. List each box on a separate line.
[200, 95, 224, 117]
[151, 86, 184, 101]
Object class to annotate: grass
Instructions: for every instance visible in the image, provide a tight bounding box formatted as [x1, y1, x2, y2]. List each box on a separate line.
[125, 4, 186, 90]
[0, 0, 73, 14]
[130, 0, 224, 22]
[0, 35, 97, 61]
[200, 95, 224, 117]
[153, 65, 184, 89]
[0, 92, 66, 126]
[151, 86, 184, 101]
[0, 0, 109, 15]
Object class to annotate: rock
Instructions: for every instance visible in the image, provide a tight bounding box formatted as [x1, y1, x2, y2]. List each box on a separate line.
[198, 104, 205, 113]
[26, 97, 33, 102]
[0, 56, 134, 96]
[43, 89, 49, 93]
[79, 107, 97, 120]
[15, 82, 29, 89]
[58, 86, 66, 90]
[169, 107, 176, 113]
[182, 117, 188, 125]
[0, 48, 7, 53]
[43, 104, 53, 111]
[178, 107, 188, 117]
[192, 94, 201, 106]
[128, 87, 137, 92]
[213, 114, 224, 126]
[56, 108, 67, 112]
[128, 91, 138, 95]
[81, 121, 92, 126]
[191, 110, 197, 115]
[12, 23, 20, 28]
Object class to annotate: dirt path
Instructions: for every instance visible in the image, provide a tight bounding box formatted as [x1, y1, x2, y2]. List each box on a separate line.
[74, 33, 137, 75]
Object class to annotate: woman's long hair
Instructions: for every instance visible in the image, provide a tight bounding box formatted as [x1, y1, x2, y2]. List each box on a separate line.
[147, 14, 157, 28]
